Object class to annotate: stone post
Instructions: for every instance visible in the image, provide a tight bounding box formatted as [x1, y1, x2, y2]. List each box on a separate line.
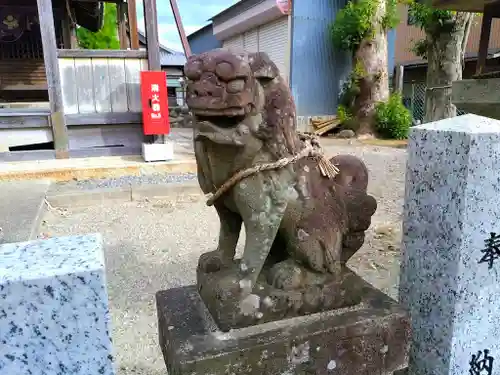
[0, 234, 115, 375]
[400, 113, 500, 375]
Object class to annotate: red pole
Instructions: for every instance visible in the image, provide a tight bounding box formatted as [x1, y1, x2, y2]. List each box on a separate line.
[169, 0, 192, 58]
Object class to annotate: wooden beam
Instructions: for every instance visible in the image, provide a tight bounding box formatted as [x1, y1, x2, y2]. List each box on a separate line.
[0, 150, 56, 162]
[70, 29, 78, 49]
[1, 84, 48, 91]
[0, 116, 50, 129]
[0, 146, 141, 162]
[65, 112, 143, 126]
[57, 49, 147, 58]
[143, 0, 161, 71]
[117, 1, 129, 49]
[128, 0, 140, 49]
[476, 7, 494, 76]
[61, 9, 72, 49]
[143, 0, 163, 144]
[36, 0, 69, 159]
[169, 0, 191, 58]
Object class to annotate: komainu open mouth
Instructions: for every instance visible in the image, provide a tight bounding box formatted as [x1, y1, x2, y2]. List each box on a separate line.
[195, 114, 246, 128]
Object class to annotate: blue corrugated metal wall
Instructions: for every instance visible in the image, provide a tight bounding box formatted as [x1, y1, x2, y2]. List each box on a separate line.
[188, 25, 222, 55]
[388, 28, 396, 76]
[290, 1, 398, 117]
[290, 0, 351, 117]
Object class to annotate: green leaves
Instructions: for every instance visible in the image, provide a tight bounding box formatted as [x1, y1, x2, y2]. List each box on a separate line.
[331, 0, 377, 51]
[76, 3, 120, 50]
[406, 0, 455, 34]
[382, 0, 400, 30]
[411, 38, 428, 59]
[375, 93, 412, 139]
[331, 0, 400, 52]
[337, 105, 353, 123]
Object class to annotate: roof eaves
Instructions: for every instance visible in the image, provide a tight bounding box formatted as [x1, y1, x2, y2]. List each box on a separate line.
[187, 23, 213, 39]
[209, 0, 246, 21]
[402, 48, 500, 69]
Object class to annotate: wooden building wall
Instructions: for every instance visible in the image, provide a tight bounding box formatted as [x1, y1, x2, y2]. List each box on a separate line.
[0, 0, 64, 98]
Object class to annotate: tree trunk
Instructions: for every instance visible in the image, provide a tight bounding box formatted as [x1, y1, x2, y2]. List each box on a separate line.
[354, 0, 390, 136]
[424, 12, 474, 123]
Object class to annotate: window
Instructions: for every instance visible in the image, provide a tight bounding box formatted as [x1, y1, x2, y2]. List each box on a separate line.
[407, 12, 417, 26]
[167, 87, 176, 97]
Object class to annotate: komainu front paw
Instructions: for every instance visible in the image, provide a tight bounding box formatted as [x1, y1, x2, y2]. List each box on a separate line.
[268, 261, 304, 291]
[197, 250, 232, 273]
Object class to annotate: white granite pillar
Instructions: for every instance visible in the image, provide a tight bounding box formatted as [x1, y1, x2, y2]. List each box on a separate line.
[0, 234, 115, 375]
[400, 114, 500, 375]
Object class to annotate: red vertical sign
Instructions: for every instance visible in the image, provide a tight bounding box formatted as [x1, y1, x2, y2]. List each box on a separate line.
[140, 71, 171, 135]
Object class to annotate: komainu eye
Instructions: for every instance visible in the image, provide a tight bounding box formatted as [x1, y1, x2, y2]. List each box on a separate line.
[215, 62, 234, 81]
[185, 60, 202, 80]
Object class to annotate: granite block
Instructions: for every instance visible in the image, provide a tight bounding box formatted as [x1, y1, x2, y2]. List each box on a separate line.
[400, 114, 500, 375]
[157, 275, 410, 375]
[0, 234, 115, 375]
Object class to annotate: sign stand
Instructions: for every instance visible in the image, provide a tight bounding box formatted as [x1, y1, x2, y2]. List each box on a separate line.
[140, 71, 174, 162]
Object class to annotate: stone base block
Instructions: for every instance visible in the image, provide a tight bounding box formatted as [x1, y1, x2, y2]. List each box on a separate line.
[0, 234, 115, 375]
[156, 276, 410, 375]
[142, 141, 174, 162]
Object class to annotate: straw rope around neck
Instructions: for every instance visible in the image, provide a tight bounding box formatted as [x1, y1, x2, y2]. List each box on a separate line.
[205, 132, 340, 206]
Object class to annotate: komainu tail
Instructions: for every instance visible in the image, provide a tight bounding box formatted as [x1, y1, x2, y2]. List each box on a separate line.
[329, 154, 377, 263]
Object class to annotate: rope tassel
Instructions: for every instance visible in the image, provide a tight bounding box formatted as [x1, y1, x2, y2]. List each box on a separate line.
[317, 155, 340, 179]
[206, 132, 340, 206]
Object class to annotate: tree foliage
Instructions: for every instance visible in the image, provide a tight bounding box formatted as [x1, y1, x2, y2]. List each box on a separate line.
[406, 0, 456, 32]
[404, 0, 474, 59]
[77, 3, 120, 50]
[331, 0, 399, 52]
[330, 0, 400, 136]
[402, 0, 475, 122]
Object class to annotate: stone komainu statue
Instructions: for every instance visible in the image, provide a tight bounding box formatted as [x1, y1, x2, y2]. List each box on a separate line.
[184, 48, 377, 330]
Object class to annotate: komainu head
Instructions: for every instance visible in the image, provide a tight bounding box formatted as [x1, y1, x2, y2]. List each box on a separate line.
[184, 48, 280, 117]
[184, 48, 300, 157]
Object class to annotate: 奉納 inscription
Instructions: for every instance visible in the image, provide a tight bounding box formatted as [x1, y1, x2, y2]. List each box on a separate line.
[478, 232, 500, 269]
[469, 349, 494, 375]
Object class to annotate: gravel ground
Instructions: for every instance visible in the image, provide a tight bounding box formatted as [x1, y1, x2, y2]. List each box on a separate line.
[40, 140, 407, 375]
[49, 172, 198, 191]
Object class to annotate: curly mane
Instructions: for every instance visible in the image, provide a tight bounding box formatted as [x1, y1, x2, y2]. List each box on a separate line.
[244, 52, 302, 159]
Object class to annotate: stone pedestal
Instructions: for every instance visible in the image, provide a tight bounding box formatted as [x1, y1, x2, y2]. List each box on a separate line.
[157, 274, 410, 375]
[0, 234, 115, 375]
[400, 114, 500, 375]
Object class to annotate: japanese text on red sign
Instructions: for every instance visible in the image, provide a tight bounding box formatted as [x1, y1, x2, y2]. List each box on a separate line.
[151, 84, 161, 119]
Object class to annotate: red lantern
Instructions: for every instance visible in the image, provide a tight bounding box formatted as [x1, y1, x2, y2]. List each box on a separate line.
[276, 0, 291, 15]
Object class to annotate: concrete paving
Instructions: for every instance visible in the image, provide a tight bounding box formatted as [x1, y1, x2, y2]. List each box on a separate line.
[0, 180, 50, 243]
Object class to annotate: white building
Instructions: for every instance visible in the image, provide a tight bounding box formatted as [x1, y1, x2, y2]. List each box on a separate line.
[210, 0, 291, 80]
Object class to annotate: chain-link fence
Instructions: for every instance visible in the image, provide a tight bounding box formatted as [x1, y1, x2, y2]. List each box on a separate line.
[402, 82, 467, 125]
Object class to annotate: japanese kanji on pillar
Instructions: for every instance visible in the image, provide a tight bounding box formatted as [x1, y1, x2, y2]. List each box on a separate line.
[140, 71, 171, 135]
